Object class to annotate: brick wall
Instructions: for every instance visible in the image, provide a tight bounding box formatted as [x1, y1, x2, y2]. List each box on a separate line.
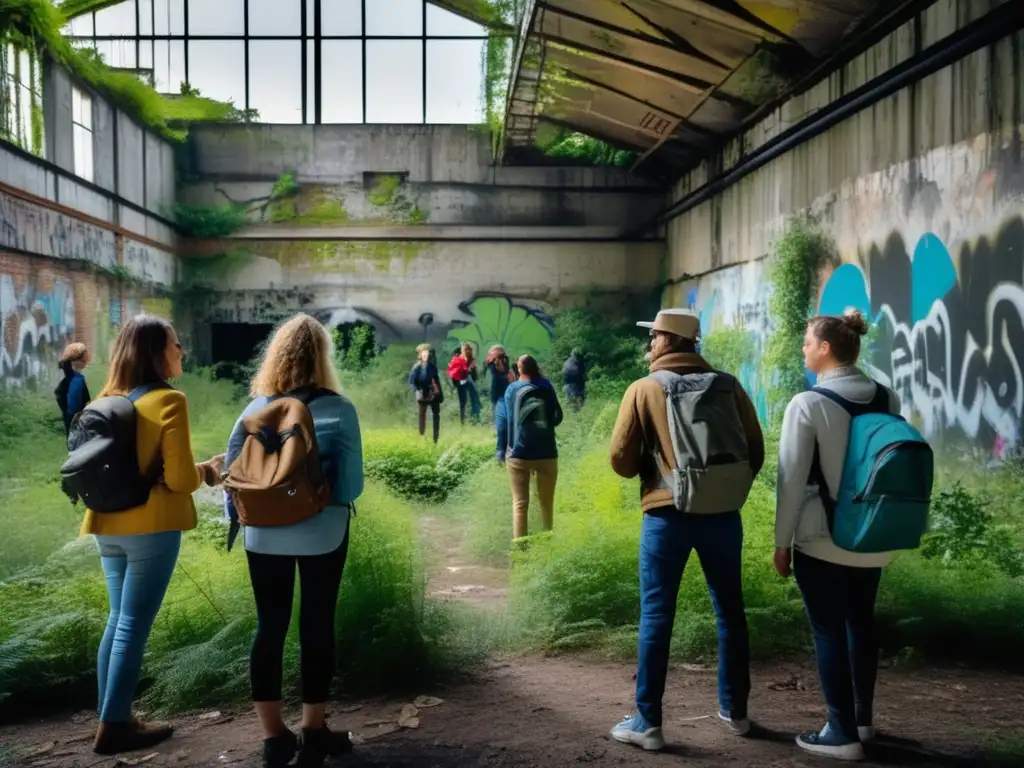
[0, 250, 160, 386]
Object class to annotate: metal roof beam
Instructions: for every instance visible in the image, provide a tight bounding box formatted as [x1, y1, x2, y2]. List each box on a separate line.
[537, 0, 729, 70]
[553, 68, 719, 143]
[656, 0, 806, 48]
[540, 35, 753, 110]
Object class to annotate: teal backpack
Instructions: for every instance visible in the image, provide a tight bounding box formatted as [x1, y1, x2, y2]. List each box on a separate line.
[809, 385, 934, 553]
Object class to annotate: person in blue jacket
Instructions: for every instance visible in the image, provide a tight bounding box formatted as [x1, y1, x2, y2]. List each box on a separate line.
[223, 314, 364, 768]
[488, 345, 514, 462]
[55, 342, 91, 435]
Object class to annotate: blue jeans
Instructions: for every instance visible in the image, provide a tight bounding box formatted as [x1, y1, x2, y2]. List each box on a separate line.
[95, 531, 181, 722]
[793, 549, 882, 742]
[494, 398, 508, 461]
[636, 509, 750, 727]
[457, 380, 482, 423]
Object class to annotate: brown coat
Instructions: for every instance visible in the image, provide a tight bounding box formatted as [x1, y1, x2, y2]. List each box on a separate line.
[609, 352, 765, 512]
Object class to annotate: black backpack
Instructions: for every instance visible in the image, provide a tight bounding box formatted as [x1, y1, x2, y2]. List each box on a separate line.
[61, 384, 167, 512]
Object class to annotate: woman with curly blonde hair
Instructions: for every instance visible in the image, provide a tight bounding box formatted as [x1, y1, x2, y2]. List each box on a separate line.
[223, 314, 364, 768]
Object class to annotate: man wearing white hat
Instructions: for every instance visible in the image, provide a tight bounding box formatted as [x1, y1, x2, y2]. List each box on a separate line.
[609, 308, 765, 751]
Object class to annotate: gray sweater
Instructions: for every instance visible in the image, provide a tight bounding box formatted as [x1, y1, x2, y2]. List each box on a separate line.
[775, 365, 900, 568]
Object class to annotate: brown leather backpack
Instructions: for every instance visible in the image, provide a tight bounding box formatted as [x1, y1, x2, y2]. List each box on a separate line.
[224, 390, 331, 527]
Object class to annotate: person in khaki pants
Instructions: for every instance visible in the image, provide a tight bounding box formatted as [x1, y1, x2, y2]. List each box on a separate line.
[503, 356, 564, 540]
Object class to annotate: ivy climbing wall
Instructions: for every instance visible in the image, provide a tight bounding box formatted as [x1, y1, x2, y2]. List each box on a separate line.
[666, 11, 1024, 457]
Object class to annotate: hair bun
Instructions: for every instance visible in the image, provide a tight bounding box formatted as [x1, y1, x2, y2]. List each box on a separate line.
[842, 308, 869, 336]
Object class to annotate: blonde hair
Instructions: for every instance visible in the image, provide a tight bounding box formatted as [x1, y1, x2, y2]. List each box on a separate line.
[250, 314, 341, 397]
[60, 342, 89, 364]
[808, 308, 869, 364]
[461, 342, 476, 363]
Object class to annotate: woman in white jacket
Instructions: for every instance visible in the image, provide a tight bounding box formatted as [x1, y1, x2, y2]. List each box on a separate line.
[775, 309, 900, 762]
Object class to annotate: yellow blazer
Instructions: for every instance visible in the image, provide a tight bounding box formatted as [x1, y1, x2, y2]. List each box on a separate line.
[80, 388, 202, 536]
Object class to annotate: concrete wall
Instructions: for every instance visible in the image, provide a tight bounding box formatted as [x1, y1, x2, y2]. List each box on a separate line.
[1, 55, 179, 387]
[664, 1, 1024, 457]
[180, 124, 667, 359]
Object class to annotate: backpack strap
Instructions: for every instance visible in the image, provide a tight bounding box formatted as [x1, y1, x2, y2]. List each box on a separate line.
[807, 383, 891, 533]
[128, 381, 170, 403]
[809, 384, 889, 418]
[648, 369, 681, 389]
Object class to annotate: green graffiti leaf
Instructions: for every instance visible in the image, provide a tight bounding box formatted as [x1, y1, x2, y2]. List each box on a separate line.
[447, 297, 552, 359]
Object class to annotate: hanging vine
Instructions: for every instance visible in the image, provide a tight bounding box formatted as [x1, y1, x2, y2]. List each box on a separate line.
[762, 218, 835, 423]
[0, 0, 251, 141]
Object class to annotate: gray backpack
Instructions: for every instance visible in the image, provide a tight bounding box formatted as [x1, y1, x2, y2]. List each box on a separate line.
[649, 370, 754, 514]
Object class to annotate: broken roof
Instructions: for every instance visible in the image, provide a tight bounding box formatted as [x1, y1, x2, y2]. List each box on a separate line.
[444, 0, 923, 176]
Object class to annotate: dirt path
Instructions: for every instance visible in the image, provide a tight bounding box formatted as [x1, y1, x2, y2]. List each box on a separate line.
[3, 656, 1022, 767]
[417, 512, 508, 610]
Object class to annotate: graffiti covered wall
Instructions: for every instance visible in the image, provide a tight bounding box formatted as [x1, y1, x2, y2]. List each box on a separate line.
[672, 131, 1024, 455]
[665, 7, 1024, 455]
[192, 238, 660, 360]
[0, 250, 154, 387]
[817, 219, 1024, 457]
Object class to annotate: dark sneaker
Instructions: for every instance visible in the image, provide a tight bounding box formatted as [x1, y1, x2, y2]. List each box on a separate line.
[263, 730, 298, 768]
[297, 723, 354, 768]
[93, 719, 174, 755]
[796, 723, 866, 761]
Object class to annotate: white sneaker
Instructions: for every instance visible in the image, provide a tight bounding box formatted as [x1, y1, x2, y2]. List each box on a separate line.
[610, 714, 665, 751]
[858, 725, 876, 742]
[719, 711, 751, 736]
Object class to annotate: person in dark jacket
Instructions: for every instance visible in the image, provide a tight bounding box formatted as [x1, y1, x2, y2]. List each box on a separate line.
[487, 345, 515, 462]
[409, 344, 443, 443]
[504, 356, 563, 540]
[562, 348, 587, 411]
[55, 342, 91, 435]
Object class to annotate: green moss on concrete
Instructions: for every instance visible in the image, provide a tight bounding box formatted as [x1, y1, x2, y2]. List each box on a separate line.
[368, 175, 403, 208]
[258, 240, 423, 276]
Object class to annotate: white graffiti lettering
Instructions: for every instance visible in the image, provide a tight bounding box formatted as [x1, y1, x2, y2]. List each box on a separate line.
[865, 282, 1024, 448]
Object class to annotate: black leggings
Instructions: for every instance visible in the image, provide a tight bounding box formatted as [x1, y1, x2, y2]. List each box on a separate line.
[245, 534, 350, 703]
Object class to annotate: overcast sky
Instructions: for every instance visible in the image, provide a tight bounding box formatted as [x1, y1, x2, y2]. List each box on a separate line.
[65, 0, 489, 123]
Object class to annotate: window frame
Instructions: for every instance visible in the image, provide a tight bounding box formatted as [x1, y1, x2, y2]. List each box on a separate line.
[62, 0, 497, 125]
[72, 85, 95, 182]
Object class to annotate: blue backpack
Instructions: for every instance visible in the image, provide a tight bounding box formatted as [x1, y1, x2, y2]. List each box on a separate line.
[809, 385, 934, 553]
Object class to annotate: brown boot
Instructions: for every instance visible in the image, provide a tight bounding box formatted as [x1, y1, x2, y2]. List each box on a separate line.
[93, 719, 174, 755]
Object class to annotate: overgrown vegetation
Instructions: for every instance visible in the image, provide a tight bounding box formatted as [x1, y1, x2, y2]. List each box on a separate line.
[542, 131, 637, 167]
[2, 291, 1024, 722]
[0, 0, 250, 141]
[762, 220, 834, 422]
[0, 368, 488, 718]
[172, 203, 249, 238]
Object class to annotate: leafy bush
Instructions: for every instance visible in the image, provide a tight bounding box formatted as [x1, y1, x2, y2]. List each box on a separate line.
[921, 482, 1024, 577]
[701, 325, 756, 375]
[540, 307, 647, 399]
[172, 203, 248, 238]
[333, 322, 377, 373]
[363, 430, 493, 503]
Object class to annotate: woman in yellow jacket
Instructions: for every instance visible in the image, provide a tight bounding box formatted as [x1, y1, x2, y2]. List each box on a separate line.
[81, 316, 222, 755]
